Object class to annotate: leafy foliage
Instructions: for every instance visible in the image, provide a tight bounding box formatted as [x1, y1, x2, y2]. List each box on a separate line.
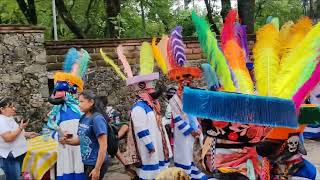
[255, 0, 304, 28]
[0, 0, 309, 39]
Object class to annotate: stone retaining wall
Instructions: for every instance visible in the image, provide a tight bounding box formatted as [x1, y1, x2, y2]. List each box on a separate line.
[0, 25, 49, 131]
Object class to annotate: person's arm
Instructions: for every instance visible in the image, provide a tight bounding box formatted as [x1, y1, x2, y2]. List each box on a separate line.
[169, 100, 193, 136]
[90, 115, 108, 180]
[24, 132, 39, 138]
[131, 106, 155, 153]
[90, 134, 107, 180]
[0, 119, 28, 142]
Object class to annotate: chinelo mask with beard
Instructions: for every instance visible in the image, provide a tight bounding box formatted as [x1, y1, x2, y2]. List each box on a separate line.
[48, 91, 66, 105]
[149, 85, 166, 99]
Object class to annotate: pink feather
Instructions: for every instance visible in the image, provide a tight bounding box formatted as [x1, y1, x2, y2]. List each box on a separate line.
[117, 45, 133, 78]
[292, 61, 320, 110]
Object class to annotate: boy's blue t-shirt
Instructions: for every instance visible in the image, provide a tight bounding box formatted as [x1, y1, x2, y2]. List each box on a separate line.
[78, 114, 108, 165]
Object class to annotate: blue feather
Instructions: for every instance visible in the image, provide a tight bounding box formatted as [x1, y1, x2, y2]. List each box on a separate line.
[201, 63, 220, 91]
[266, 16, 273, 23]
[182, 87, 298, 128]
[63, 48, 80, 72]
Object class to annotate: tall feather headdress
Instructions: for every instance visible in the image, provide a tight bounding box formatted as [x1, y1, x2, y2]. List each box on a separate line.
[100, 42, 159, 87]
[54, 48, 90, 93]
[192, 11, 235, 92]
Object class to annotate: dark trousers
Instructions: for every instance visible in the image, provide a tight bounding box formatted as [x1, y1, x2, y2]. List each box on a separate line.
[0, 152, 25, 180]
[84, 161, 108, 180]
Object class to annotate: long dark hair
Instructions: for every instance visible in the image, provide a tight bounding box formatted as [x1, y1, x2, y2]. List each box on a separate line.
[80, 91, 109, 122]
[0, 97, 13, 114]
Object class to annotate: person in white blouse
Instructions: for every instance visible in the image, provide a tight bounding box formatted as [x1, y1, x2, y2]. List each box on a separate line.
[0, 97, 38, 180]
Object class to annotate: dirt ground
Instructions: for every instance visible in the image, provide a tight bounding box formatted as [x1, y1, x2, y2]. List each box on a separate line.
[104, 139, 320, 180]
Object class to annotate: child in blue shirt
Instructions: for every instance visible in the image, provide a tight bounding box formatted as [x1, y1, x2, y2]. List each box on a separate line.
[62, 91, 108, 180]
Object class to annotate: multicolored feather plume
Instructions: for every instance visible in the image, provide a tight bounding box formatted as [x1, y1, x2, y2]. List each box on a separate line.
[169, 26, 186, 66]
[279, 21, 294, 58]
[100, 49, 127, 80]
[117, 45, 133, 78]
[223, 39, 254, 94]
[293, 61, 320, 110]
[274, 22, 320, 99]
[139, 42, 154, 75]
[280, 17, 312, 63]
[152, 38, 168, 74]
[253, 23, 280, 96]
[191, 11, 235, 92]
[235, 23, 250, 62]
[157, 35, 170, 70]
[77, 49, 90, 78]
[221, 10, 253, 94]
[63, 48, 80, 72]
[221, 9, 238, 49]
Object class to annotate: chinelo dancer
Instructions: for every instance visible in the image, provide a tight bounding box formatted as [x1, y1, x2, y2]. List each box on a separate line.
[100, 42, 172, 179]
[152, 27, 208, 180]
[47, 48, 90, 180]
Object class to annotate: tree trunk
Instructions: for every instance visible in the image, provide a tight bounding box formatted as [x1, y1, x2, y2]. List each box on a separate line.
[316, 0, 320, 18]
[105, 0, 121, 38]
[309, 0, 314, 19]
[55, 0, 86, 39]
[237, 0, 255, 34]
[16, 0, 37, 25]
[140, 0, 146, 37]
[204, 0, 220, 35]
[221, 0, 231, 21]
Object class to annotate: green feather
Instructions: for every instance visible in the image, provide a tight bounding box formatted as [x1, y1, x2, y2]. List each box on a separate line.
[78, 49, 90, 77]
[191, 11, 235, 92]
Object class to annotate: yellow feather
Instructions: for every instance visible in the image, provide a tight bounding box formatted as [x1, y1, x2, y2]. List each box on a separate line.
[152, 38, 168, 74]
[253, 23, 280, 96]
[100, 49, 127, 80]
[274, 22, 320, 98]
[278, 21, 294, 58]
[140, 42, 154, 75]
[280, 17, 312, 61]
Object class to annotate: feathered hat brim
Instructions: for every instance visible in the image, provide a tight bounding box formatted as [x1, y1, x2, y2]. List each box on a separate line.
[168, 67, 202, 81]
[266, 125, 305, 140]
[54, 72, 84, 92]
[126, 72, 159, 86]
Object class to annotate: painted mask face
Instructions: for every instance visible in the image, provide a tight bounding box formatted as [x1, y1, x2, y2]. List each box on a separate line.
[48, 91, 66, 105]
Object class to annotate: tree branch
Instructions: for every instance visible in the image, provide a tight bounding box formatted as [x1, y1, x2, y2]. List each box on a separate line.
[55, 0, 86, 39]
[204, 0, 220, 35]
[27, 0, 37, 24]
[16, 0, 37, 24]
[84, 0, 95, 34]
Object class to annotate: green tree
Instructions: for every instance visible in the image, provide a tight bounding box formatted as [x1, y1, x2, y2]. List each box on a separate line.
[254, 0, 304, 29]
